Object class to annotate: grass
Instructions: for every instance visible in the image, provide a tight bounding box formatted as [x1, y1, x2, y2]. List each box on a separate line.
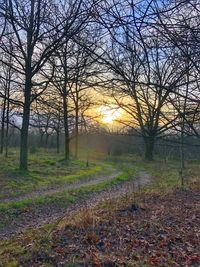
[0, 154, 194, 220]
[107, 154, 199, 191]
[0, 149, 114, 199]
[0, 149, 121, 233]
[0, 164, 138, 232]
[1, 152, 200, 266]
[0, 159, 139, 266]
[0, 223, 55, 267]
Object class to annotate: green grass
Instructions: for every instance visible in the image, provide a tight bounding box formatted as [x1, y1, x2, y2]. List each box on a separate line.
[0, 149, 121, 232]
[0, 222, 55, 267]
[0, 163, 138, 266]
[107, 154, 200, 191]
[0, 164, 137, 228]
[0, 153, 200, 266]
[0, 150, 139, 234]
[0, 150, 114, 199]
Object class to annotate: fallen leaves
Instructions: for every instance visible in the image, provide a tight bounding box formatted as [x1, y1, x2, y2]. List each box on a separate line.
[91, 252, 101, 267]
[1, 185, 200, 266]
[39, 187, 198, 266]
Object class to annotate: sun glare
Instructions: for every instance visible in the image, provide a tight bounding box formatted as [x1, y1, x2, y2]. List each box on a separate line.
[98, 105, 121, 124]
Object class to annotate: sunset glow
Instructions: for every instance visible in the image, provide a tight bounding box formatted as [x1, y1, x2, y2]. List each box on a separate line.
[98, 105, 122, 124]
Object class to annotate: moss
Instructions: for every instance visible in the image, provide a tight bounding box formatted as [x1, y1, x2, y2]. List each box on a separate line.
[0, 150, 110, 199]
[0, 164, 137, 232]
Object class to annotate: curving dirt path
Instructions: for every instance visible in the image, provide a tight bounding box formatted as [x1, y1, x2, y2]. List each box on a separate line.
[1, 170, 121, 204]
[0, 170, 151, 240]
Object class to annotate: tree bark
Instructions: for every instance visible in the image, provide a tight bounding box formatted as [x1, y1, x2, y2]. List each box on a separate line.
[19, 69, 32, 170]
[63, 94, 69, 160]
[56, 130, 60, 154]
[5, 85, 10, 157]
[5, 63, 11, 157]
[45, 133, 49, 149]
[144, 136, 155, 161]
[75, 103, 79, 159]
[0, 97, 6, 154]
[39, 132, 44, 147]
[19, 0, 34, 170]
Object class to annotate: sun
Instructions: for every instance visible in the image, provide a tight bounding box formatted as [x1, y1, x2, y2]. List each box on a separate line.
[98, 105, 121, 124]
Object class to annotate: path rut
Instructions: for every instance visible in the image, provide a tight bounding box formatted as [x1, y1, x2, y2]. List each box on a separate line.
[0, 170, 151, 240]
[1, 171, 120, 204]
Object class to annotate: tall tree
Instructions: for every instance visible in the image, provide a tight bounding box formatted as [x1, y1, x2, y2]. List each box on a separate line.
[0, 0, 95, 169]
[96, 0, 188, 160]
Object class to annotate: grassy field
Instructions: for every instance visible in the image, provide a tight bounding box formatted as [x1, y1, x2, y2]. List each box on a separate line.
[0, 149, 109, 199]
[0, 150, 140, 237]
[0, 152, 200, 266]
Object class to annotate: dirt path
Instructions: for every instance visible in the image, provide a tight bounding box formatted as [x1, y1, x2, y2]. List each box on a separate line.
[1, 170, 120, 204]
[0, 170, 151, 240]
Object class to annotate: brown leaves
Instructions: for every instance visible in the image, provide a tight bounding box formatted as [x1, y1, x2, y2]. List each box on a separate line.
[91, 252, 101, 267]
[86, 232, 100, 244]
[188, 255, 200, 265]
[2, 186, 200, 266]
[54, 187, 199, 266]
[148, 257, 161, 265]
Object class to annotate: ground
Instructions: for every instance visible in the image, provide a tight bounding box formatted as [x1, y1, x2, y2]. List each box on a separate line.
[0, 151, 140, 238]
[27, 186, 199, 266]
[0, 151, 199, 266]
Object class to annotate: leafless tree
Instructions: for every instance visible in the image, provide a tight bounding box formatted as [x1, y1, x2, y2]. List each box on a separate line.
[94, 0, 191, 160]
[0, 0, 96, 169]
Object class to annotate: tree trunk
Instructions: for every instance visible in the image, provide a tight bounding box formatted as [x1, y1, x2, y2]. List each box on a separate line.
[45, 133, 49, 149]
[56, 130, 60, 154]
[40, 132, 44, 147]
[63, 94, 69, 161]
[19, 72, 31, 170]
[75, 104, 79, 159]
[19, 0, 34, 170]
[5, 51, 11, 158]
[0, 97, 6, 154]
[5, 87, 10, 158]
[180, 115, 185, 187]
[144, 136, 155, 161]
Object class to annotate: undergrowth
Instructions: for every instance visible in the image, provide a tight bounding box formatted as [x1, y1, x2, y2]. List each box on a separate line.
[0, 154, 200, 266]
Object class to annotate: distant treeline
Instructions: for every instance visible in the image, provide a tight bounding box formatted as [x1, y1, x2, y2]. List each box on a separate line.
[3, 125, 200, 162]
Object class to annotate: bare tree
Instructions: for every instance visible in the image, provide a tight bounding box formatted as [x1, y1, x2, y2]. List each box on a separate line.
[95, 0, 190, 160]
[0, 0, 96, 169]
[69, 36, 98, 159]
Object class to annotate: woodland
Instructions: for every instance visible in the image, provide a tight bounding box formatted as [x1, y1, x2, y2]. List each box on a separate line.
[0, 0, 200, 266]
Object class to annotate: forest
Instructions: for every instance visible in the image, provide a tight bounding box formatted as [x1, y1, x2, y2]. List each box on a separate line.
[0, 0, 200, 266]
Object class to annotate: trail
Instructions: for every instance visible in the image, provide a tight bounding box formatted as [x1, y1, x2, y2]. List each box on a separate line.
[0, 170, 151, 240]
[1, 170, 120, 204]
